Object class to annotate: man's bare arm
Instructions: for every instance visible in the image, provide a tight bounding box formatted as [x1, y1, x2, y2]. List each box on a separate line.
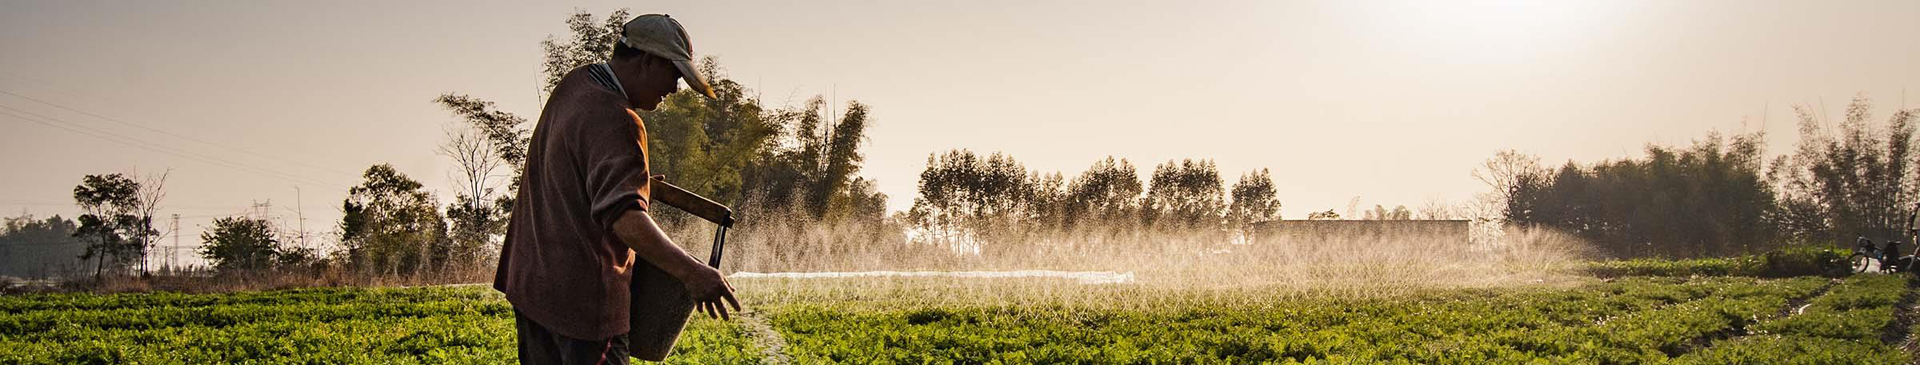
[611, 209, 742, 319]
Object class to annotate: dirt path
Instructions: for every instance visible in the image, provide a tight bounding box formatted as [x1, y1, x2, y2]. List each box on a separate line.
[739, 311, 792, 365]
[1780, 279, 1840, 319]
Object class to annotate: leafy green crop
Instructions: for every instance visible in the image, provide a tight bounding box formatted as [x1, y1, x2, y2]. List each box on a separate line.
[0, 272, 1910, 364]
[0, 287, 760, 364]
[1675, 274, 1913, 365]
[764, 277, 1854, 364]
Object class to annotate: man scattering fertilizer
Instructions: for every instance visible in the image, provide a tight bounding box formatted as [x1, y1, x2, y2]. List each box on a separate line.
[493, 14, 742, 365]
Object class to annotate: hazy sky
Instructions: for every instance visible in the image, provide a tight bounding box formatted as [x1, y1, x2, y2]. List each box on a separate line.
[2, 0, 1916, 264]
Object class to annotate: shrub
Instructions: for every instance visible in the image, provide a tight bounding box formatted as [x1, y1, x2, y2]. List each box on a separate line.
[1583, 246, 1849, 278]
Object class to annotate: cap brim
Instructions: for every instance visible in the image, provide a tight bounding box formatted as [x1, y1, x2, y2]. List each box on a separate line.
[672, 60, 716, 99]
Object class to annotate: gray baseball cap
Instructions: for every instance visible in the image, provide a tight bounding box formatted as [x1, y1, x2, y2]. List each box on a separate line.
[622, 14, 716, 99]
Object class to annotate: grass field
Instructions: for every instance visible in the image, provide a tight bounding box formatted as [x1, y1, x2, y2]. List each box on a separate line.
[4, 267, 1917, 364]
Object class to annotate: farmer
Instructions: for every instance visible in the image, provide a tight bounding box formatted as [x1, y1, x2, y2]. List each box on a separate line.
[493, 14, 741, 365]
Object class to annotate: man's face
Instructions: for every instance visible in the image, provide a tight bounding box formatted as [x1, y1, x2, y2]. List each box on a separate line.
[618, 54, 682, 111]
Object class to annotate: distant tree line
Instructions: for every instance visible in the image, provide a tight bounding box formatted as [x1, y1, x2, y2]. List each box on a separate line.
[1498, 96, 1918, 258]
[0, 214, 84, 279]
[905, 150, 1280, 258]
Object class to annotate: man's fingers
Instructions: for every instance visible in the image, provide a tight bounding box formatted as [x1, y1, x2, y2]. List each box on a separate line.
[723, 291, 743, 312]
[716, 302, 731, 321]
[699, 301, 715, 319]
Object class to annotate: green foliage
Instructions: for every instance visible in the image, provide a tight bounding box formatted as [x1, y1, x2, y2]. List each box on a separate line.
[1508, 131, 1778, 258]
[440, 195, 502, 269]
[432, 93, 527, 214]
[540, 8, 631, 99]
[764, 277, 1851, 364]
[437, 9, 883, 229]
[1676, 274, 1912, 365]
[1770, 96, 1919, 245]
[338, 164, 449, 276]
[70, 173, 156, 278]
[0, 286, 759, 364]
[2, 274, 1910, 364]
[197, 216, 282, 272]
[1583, 246, 1848, 278]
[730, 96, 886, 223]
[1496, 97, 1920, 258]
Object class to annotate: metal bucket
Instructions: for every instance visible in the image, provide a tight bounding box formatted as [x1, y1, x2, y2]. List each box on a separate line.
[628, 178, 735, 361]
[627, 259, 695, 361]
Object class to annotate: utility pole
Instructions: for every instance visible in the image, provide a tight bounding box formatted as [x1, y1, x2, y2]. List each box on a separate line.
[169, 214, 179, 273]
[295, 187, 307, 248]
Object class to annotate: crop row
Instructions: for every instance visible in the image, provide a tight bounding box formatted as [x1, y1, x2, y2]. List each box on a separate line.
[767, 277, 1830, 364]
[1673, 274, 1912, 365]
[0, 286, 488, 314]
[0, 287, 761, 365]
[1, 275, 1905, 364]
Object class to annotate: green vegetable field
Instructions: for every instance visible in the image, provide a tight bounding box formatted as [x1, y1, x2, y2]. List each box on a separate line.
[3, 272, 1916, 364]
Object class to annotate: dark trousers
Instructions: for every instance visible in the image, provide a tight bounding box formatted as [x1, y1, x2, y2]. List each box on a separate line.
[515, 309, 630, 365]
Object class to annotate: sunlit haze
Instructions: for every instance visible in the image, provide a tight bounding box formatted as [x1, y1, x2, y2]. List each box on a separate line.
[2, 0, 1916, 265]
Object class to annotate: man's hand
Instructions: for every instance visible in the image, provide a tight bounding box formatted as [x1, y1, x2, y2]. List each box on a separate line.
[612, 209, 746, 320]
[679, 264, 742, 320]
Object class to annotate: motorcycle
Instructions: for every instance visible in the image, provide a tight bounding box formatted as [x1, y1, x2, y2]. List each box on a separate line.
[1850, 204, 1920, 274]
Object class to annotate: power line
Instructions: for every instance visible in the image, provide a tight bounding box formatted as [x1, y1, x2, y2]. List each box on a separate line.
[0, 106, 349, 188]
[0, 105, 335, 187]
[0, 106, 329, 186]
[0, 199, 334, 211]
[0, 89, 360, 177]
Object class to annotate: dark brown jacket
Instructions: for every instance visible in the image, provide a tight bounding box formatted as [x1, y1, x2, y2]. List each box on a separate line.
[494, 65, 652, 341]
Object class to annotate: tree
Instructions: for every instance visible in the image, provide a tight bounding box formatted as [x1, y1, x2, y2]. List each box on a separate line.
[1024, 172, 1070, 232]
[1226, 169, 1280, 227]
[1508, 131, 1777, 257]
[1306, 210, 1341, 220]
[130, 171, 168, 276]
[0, 214, 83, 278]
[1473, 149, 1542, 233]
[1363, 205, 1412, 220]
[1415, 198, 1457, 220]
[438, 124, 506, 269]
[1066, 157, 1144, 229]
[1144, 159, 1226, 230]
[906, 150, 1033, 250]
[72, 173, 145, 279]
[1768, 95, 1918, 245]
[640, 59, 779, 211]
[1473, 149, 1544, 209]
[541, 8, 632, 99]
[339, 164, 449, 276]
[199, 216, 281, 272]
[432, 9, 628, 215]
[737, 98, 883, 222]
[433, 94, 528, 214]
[437, 8, 865, 228]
